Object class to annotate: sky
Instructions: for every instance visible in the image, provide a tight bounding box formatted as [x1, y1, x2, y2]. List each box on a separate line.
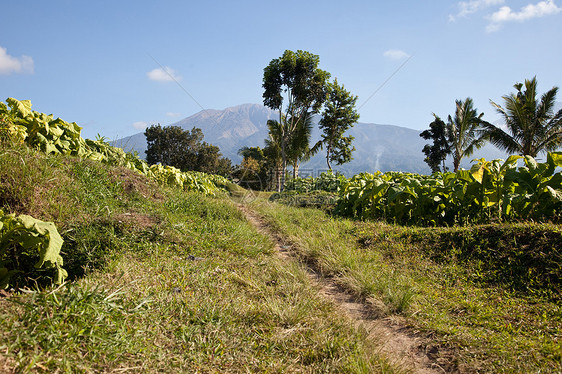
[1, 0, 561, 141]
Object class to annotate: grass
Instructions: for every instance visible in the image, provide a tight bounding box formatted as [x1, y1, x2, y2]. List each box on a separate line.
[4, 139, 561, 372]
[251, 198, 562, 373]
[0, 143, 392, 373]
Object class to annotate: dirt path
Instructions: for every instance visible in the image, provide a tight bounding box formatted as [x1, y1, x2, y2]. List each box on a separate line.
[238, 204, 455, 374]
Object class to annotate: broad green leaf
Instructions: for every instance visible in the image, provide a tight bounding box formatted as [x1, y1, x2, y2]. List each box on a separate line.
[18, 215, 64, 269]
[547, 152, 562, 168]
[470, 164, 485, 184]
[6, 98, 32, 118]
[546, 186, 562, 202]
[524, 155, 539, 173]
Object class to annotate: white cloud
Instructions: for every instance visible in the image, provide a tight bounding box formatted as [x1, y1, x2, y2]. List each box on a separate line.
[486, 0, 561, 31]
[147, 66, 181, 82]
[383, 49, 410, 60]
[132, 121, 148, 130]
[449, 0, 504, 21]
[166, 112, 181, 118]
[0, 46, 34, 75]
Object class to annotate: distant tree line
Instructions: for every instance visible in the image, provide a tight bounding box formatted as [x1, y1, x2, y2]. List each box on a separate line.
[421, 77, 562, 173]
[144, 124, 232, 176]
[143, 54, 561, 191]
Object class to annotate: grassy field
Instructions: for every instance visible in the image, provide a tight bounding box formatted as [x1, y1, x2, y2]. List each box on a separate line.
[251, 198, 562, 373]
[2, 141, 561, 372]
[0, 144, 391, 373]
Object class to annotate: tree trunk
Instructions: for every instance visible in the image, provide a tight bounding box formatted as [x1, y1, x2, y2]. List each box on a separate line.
[275, 164, 281, 192]
[453, 149, 461, 172]
[280, 145, 287, 193]
[326, 144, 332, 171]
[292, 161, 299, 179]
[279, 111, 287, 192]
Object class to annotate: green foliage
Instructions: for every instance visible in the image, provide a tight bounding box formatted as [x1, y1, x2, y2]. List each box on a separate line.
[148, 164, 229, 195]
[263, 50, 330, 114]
[422, 98, 487, 172]
[0, 98, 232, 288]
[0, 98, 227, 195]
[420, 115, 451, 173]
[336, 153, 562, 225]
[269, 190, 339, 210]
[144, 124, 232, 176]
[447, 98, 488, 171]
[0, 212, 67, 289]
[235, 146, 270, 190]
[482, 76, 562, 157]
[407, 223, 562, 300]
[284, 171, 347, 193]
[262, 50, 331, 189]
[315, 79, 360, 170]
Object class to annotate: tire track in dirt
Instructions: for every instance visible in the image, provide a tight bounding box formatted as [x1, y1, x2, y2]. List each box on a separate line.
[238, 204, 455, 374]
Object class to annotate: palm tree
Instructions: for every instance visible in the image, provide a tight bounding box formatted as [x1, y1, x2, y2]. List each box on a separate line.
[480, 77, 562, 157]
[287, 112, 314, 179]
[447, 98, 488, 172]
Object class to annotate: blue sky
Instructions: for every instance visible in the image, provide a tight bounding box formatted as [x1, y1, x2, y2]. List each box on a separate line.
[1, 0, 561, 141]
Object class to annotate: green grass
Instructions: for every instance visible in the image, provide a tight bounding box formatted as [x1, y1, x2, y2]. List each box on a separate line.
[251, 198, 562, 373]
[0, 143, 392, 373]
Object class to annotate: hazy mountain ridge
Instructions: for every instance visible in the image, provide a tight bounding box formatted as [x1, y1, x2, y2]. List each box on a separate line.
[112, 103, 561, 176]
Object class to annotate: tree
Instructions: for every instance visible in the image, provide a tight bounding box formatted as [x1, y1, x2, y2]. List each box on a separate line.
[287, 111, 314, 178]
[196, 143, 232, 176]
[421, 98, 487, 172]
[447, 97, 487, 172]
[262, 50, 331, 190]
[145, 125, 202, 168]
[420, 115, 451, 173]
[314, 79, 360, 170]
[236, 146, 269, 190]
[480, 76, 562, 157]
[264, 119, 283, 191]
[144, 124, 231, 176]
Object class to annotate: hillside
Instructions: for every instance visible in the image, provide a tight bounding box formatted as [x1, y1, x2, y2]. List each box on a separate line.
[0, 143, 392, 372]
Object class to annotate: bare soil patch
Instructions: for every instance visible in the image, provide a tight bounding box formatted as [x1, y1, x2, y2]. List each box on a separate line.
[109, 166, 164, 201]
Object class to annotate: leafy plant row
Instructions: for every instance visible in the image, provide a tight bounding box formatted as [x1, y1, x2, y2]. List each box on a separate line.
[284, 171, 347, 193]
[0, 98, 230, 289]
[0, 98, 228, 195]
[0, 211, 67, 289]
[335, 154, 562, 226]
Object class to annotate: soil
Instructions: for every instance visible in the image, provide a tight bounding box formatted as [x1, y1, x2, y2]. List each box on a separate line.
[238, 204, 458, 374]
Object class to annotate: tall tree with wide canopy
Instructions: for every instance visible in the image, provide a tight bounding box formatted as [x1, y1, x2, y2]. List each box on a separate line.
[313, 79, 359, 170]
[480, 77, 562, 157]
[262, 50, 330, 190]
[447, 97, 488, 172]
[145, 125, 203, 168]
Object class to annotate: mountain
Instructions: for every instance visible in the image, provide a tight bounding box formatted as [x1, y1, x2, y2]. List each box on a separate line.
[113, 103, 523, 176]
[113, 104, 276, 164]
